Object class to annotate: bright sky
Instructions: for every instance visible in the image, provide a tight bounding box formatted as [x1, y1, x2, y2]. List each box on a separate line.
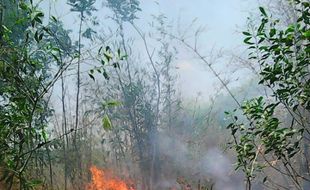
[40, 0, 258, 102]
[138, 0, 257, 100]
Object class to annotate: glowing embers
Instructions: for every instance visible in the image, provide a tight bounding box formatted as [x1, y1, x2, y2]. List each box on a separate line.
[86, 166, 135, 190]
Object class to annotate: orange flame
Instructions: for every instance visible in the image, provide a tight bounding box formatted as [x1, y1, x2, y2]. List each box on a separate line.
[86, 166, 135, 190]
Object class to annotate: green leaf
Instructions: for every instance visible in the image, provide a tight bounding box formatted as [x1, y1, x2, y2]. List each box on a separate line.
[244, 37, 254, 45]
[19, 2, 28, 10]
[98, 46, 103, 54]
[104, 52, 112, 62]
[242, 31, 251, 36]
[51, 53, 60, 63]
[106, 100, 122, 107]
[263, 176, 268, 183]
[102, 115, 112, 130]
[303, 30, 310, 38]
[258, 22, 266, 33]
[258, 37, 265, 44]
[2, 25, 11, 33]
[102, 69, 109, 80]
[41, 129, 48, 141]
[34, 31, 40, 43]
[51, 16, 58, 22]
[39, 33, 43, 41]
[269, 28, 276, 37]
[113, 62, 120, 69]
[259, 7, 267, 17]
[36, 12, 44, 18]
[88, 73, 95, 81]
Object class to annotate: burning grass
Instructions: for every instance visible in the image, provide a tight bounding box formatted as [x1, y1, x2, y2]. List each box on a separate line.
[86, 166, 135, 190]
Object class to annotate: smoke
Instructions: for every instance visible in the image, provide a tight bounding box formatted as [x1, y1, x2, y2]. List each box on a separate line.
[201, 148, 244, 190]
[159, 134, 244, 190]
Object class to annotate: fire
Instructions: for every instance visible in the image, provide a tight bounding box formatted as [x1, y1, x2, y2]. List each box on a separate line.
[86, 166, 135, 190]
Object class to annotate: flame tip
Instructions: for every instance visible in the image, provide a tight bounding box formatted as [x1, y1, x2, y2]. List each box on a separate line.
[86, 166, 135, 190]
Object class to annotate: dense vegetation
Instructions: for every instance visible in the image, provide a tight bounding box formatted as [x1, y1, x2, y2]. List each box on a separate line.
[0, 0, 309, 190]
[227, 1, 310, 189]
